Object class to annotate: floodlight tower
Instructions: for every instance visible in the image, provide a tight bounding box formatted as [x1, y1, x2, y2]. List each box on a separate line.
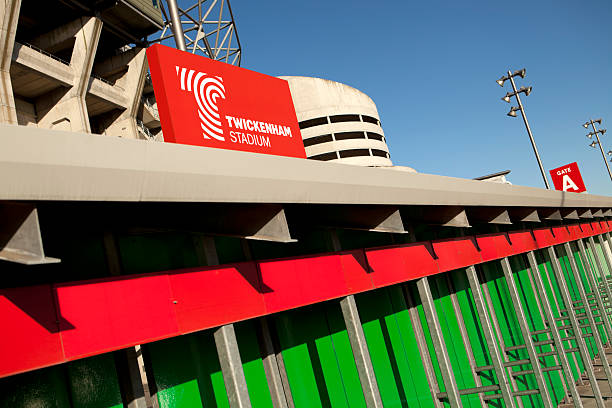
[497, 68, 550, 189]
[584, 118, 612, 181]
[156, 0, 242, 65]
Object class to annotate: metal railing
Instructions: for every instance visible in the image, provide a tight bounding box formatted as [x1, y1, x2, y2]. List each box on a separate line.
[20, 42, 70, 66]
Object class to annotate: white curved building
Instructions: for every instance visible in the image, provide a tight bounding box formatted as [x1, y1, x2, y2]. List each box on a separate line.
[280, 76, 392, 166]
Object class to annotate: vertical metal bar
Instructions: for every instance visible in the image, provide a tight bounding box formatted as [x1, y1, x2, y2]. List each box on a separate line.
[258, 317, 292, 408]
[444, 274, 486, 407]
[525, 252, 583, 407]
[539, 255, 584, 386]
[466, 266, 516, 408]
[339, 295, 384, 408]
[416, 276, 462, 407]
[330, 231, 383, 408]
[214, 324, 252, 408]
[499, 257, 553, 408]
[200, 237, 251, 408]
[547, 246, 605, 407]
[563, 242, 612, 393]
[596, 234, 612, 317]
[576, 239, 612, 341]
[507, 72, 550, 189]
[165, 0, 187, 51]
[403, 285, 444, 408]
[589, 236, 612, 322]
[479, 267, 525, 408]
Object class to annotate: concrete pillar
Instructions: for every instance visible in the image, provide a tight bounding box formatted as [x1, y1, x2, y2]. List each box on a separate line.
[36, 16, 102, 133]
[95, 47, 148, 139]
[0, 0, 20, 124]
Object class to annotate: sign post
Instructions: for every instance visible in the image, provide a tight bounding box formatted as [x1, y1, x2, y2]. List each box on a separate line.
[549, 162, 587, 193]
[147, 44, 306, 159]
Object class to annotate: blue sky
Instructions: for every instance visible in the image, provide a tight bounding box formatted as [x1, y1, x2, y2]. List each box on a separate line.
[225, 0, 612, 195]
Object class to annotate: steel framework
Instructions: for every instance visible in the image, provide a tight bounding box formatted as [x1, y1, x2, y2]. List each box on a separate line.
[151, 0, 242, 66]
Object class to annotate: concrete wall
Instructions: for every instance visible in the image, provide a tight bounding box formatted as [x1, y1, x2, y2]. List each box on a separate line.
[280, 76, 393, 167]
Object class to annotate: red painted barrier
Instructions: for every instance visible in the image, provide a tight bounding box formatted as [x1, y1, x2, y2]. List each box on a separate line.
[476, 233, 513, 262]
[1, 221, 609, 378]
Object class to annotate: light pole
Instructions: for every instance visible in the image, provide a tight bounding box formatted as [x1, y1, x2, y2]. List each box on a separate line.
[497, 68, 550, 189]
[584, 118, 612, 181]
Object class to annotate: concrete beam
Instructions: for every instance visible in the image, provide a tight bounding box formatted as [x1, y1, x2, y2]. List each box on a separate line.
[87, 78, 129, 108]
[578, 208, 593, 219]
[508, 207, 540, 223]
[28, 17, 86, 53]
[560, 209, 579, 220]
[0, 201, 59, 264]
[466, 207, 512, 225]
[36, 17, 102, 133]
[592, 209, 604, 218]
[0, 0, 21, 124]
[402, 205, 470, 228]
[538, 208, 563, 221]
[290, 204, 406, 233]
[97, 48, 147, 139]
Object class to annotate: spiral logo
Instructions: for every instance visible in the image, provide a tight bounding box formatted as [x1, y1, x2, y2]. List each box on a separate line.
[176, 66, 226, 141]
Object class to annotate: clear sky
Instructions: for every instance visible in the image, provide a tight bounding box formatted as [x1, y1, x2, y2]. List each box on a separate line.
[223, 0, 612, 195]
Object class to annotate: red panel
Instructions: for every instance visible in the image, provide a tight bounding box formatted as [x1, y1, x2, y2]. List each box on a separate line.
[533, 227, 556, 248]
[476, 233, 513, 261]
[339, 250, 374, 294]
[0, 285, 64, 378]
[580, 223, 594, 237]
[169, 263, 266, 334]
[365, 242, 438, 288]
[552, 226, 570, 244]
[55, 275, 179, 360]
[432, 237, 482, 272]
[549, 162, 587, 193]
[508, 230, 537, 255]
[259, 254, 348, 314]
[567, 224, 582, 240]
[608, 220, 612, 231]
[591, 222, 603, 235]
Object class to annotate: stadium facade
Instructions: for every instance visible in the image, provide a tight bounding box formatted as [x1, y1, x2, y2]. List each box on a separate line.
[2, 1, 612, 408]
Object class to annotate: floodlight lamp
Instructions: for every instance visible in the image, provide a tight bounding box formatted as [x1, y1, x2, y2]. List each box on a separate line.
[590, 141, 598, 148]
[496, 76, 506, 87]
[608, 150, 612, 155]
[583, 122, 590, 128]
[507, 107, 518, 117]
[601, 128, 607, 135]
[514, 68, 526, 78]
[587, 132, 593, 139]
[595, 118, 602, 124]
[524, 86, 532, 96]
[501, 94, 511, 103]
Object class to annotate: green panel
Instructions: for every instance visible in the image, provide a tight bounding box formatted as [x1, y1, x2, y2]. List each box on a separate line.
[0, 365, 72, 408]
[234, 321, 274, 408]
[148, 331, 229, 408]
[67, 354, 123, 408]
[117, 231, 201, 275]
[0, 354, 123, 408]
[274, 302, 365, 408]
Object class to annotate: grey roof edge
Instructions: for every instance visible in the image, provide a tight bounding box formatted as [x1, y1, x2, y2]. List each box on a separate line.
[0, 124, 610, 209]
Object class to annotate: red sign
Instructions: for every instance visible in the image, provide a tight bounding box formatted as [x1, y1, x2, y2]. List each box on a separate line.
[549, 162, 586, 193]
[146, 44, 306, 158]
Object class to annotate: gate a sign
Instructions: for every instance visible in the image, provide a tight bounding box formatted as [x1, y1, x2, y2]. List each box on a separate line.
[549, 162, 587, 193]
[146, 44, 306, 158]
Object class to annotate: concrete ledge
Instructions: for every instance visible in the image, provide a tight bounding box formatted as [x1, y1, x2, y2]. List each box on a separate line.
[0, 124, 610, 209]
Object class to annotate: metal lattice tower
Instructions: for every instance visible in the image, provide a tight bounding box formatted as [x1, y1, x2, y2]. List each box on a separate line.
[152, 0, 242, 66]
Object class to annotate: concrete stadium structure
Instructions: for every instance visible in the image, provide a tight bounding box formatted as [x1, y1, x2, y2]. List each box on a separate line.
[1, 0, 163, 140]
[281, 76, 393, 166]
